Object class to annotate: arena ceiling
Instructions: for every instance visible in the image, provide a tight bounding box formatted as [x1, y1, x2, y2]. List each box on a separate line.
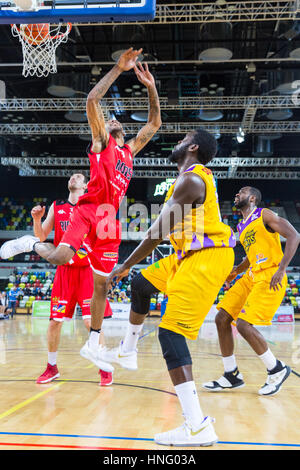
[1, 0, 300, 179]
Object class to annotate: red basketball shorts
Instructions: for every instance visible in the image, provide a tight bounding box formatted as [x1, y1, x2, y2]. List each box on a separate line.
[59, 203, 120, 276]
[51, 265, 93, 321]
[51, 264, 113, 321]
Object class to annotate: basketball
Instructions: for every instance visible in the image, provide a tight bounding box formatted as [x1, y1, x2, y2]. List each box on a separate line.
[20, 23, 50, 45]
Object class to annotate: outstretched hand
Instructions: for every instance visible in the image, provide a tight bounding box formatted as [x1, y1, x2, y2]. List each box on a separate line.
[134, 62, 155, 88]
[117, 47, 143, 72]
[107, 264, 130, 289]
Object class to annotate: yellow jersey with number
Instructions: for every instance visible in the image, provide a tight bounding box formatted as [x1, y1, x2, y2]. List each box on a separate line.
[237, 207, 283, 274]
[164, 163, 236, 260]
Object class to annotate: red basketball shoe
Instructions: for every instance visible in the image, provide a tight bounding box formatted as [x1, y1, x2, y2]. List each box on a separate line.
[99, 369, 113, 386]
[36, 363, 60, 384]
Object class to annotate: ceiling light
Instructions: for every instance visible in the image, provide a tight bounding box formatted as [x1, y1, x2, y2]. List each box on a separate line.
[246, 62, 256, 73]
[64, 111, 87, 122]
[236, 127, 245, 143]
[91, 65, 101, 76]
[131, 111, 148, 122]
[199, 110, 223, 121]
[266, 109, 293, 120]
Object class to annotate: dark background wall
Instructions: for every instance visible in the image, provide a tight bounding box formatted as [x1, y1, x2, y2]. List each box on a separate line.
[1, 166, 298, 203]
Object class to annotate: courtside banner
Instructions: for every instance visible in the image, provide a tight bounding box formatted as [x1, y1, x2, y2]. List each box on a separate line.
[272, 305, 295, 323]
[32, 300, 51, 317]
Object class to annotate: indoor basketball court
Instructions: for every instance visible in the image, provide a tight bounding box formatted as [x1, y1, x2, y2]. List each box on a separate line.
[0, 0, 300, 456]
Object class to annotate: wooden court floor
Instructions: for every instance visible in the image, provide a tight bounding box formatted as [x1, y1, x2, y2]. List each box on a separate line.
[0, 315, 299, 451]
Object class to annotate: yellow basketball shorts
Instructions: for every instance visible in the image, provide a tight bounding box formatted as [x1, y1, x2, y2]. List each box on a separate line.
[141, 247, 234, 340]
[217, 268, 288, 325]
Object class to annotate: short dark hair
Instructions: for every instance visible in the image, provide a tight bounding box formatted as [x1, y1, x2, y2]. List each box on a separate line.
[249, 187, 262, 206]
[76, 172, 87, 183]
[191, 128, 217, 165]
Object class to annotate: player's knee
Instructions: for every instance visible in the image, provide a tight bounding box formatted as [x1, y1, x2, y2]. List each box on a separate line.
[93, 277, 108, 297]
[49, 318, 62, 330]
[215, 309, 233, 329]
[48, 248, 72, 266]
[158, 327, 192, 371]
[131, 273, 159, 315]
[236, 318, 250, 335]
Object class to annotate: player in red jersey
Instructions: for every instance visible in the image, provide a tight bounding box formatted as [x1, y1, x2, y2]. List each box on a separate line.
[0, 48, 161, 370]
[31, 173, 113, 385]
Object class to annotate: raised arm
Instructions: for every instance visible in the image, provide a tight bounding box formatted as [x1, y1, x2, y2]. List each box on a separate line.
[263, 208, 300, 290]
[31, 203, 55, 242]
[108, 172, 205, 283]
[86, 47, 143, 153]
[126, 63, 162, 157]
[225, 256, 250, 286]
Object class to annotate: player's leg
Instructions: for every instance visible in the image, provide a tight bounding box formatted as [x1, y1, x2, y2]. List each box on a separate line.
[48, 205, 92, 265]
[37, 265, 76, 384]
[236, 274, 290, 396]
[215, 309, 235, 358]
[79, 250, 116, 373]
[77, 265, 114, 385]
[0, 234, 73, 264]
[36, 319, 63, 384]
[100, 272, 160, 369]
[154, 327, 217, 447]
[82, 306, 113, 386]
[36, 267, 66, 383]
[154, 247, 234, 447]
[100, 255, 174, 369]
[202, 275, 252, 392]
[0, 205, 90, 265]
[35, 242, 75, 266]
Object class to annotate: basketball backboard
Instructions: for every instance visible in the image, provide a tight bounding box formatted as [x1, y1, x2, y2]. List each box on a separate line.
[0, 0, 156, 24]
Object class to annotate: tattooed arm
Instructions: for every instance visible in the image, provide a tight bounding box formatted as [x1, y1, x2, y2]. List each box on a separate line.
[86, 47, 143, 153]
[126, 63, 162, 157]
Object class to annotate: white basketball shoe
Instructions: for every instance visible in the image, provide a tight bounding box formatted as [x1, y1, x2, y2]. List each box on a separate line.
[80, 341, 114, 373]
[259, 361, 291, 396]
[154, 416, 218, 447]
[99, 340, 138, 370]
[202, 367, 245, 392]
[0, 235, 39, 259]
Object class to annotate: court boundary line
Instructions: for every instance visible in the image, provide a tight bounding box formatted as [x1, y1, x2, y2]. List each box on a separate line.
[0, 432, 299, 448]
[0, 441, 143, 450]
[0, 378, 177, 396]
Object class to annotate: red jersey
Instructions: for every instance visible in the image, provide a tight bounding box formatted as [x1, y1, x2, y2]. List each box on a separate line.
[53, 200, 90, 267]
[78, 134, 133, 211]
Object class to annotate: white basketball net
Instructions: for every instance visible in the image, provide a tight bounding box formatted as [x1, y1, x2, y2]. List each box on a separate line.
[11, 23, 72, 78]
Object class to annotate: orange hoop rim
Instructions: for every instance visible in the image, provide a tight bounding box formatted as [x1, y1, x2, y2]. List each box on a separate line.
[11, 22, 72, 41]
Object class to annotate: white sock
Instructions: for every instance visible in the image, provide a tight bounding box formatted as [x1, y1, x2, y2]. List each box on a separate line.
[222, 355, 237, 373]
[88, 330, 100, 351]
[258, 348, 277, 371]
[122, 322, 143, 353]
[175, 381, 204, 431]
[48, 352, 57, 366]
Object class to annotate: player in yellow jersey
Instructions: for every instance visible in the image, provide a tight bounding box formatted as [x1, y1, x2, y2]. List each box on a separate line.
[203, 186, 300, 396]
[102, 128, 236, 447]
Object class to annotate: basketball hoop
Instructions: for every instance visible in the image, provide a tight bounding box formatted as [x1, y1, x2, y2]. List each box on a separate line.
[11, 22, 72, 77]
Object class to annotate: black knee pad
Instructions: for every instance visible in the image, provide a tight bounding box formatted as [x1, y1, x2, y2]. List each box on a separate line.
[158, 327, 192, 371]
[131, 273, 159, 315]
